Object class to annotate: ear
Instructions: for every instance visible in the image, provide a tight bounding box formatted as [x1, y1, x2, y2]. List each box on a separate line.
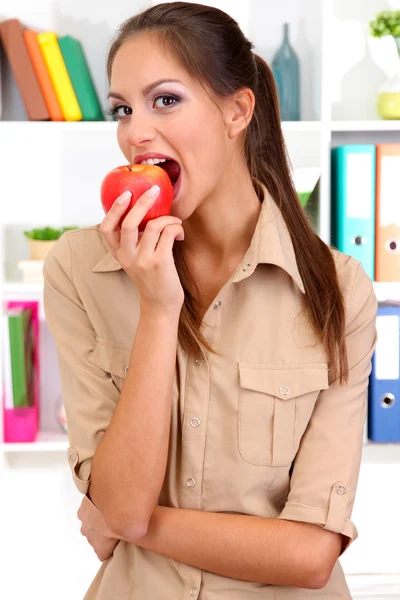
[224, 87, 255, 139]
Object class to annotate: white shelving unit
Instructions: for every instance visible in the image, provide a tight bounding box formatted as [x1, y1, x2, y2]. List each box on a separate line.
[1, 1, 400, 598]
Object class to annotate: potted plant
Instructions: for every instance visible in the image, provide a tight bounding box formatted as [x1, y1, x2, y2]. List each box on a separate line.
[23, 226, 79, 260]
[370, 10, 400, 119]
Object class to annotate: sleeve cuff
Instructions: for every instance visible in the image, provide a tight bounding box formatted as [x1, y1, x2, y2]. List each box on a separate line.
[277, 501, 358, 556]
[67, 447, 91, 495]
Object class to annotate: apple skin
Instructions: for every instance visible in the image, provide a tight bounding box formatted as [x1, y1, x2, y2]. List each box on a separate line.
[100, 164, 174, 232]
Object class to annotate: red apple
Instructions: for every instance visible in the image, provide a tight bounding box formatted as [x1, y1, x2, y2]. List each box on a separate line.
[100, 164, 174, 232]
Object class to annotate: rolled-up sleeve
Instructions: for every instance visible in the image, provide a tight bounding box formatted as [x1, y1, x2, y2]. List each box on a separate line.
[43, 232, 119, 497]
[277, 261, 378, 556]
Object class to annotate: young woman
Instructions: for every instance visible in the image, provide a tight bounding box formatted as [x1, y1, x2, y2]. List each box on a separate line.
[43, 2, 377, 598]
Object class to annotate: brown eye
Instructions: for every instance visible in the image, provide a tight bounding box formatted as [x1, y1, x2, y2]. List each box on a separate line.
[153, 94, 180, 109]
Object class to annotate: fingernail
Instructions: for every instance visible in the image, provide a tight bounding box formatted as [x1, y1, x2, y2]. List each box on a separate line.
[117, 190, 132, 204]
[146, 185, 160, 198]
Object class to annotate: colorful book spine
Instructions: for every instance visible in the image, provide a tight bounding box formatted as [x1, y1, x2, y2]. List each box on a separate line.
[0, 18, 49, 120]
[23, 29, 64, 121]
[37, 31, 82, 121]
[58, 35, 105, 121]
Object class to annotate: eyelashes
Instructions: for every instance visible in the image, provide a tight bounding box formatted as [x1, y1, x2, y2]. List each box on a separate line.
[105, 94, 182, 120]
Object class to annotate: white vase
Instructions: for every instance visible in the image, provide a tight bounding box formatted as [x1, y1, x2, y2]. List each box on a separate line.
[377, 37, 400, 120]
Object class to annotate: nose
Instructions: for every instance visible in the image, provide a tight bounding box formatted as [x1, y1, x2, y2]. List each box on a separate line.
[125, 109, 156, 147]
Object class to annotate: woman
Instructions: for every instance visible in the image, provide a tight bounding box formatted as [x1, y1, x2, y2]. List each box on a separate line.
[43, 2, 377, 598]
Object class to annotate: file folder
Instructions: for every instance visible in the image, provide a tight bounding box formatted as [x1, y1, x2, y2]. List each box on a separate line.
[368, 304, 400, 442]
[331, 145, 376, 280]
[375, 143, 400, 282]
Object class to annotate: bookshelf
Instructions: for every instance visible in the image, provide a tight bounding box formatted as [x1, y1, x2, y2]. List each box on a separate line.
[1, 0, 400, 598]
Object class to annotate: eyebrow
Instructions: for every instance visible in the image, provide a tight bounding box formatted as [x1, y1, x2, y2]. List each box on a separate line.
[107, 79, 183, 101]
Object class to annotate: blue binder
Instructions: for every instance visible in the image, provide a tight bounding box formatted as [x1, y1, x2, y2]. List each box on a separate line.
[368, 304, 400, 442]
[331, 145, 376, 280]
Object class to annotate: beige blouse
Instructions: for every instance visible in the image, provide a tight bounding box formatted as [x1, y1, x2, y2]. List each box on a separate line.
[43, 181, 377, 599]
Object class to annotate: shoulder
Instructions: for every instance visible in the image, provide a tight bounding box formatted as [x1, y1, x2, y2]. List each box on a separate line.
[44, 224, 108, 276]
[329, 247, 377, 325]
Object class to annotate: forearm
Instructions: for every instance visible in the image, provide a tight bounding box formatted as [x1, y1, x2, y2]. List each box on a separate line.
[89, 305, 180, 539]
[135, 506, 325, 589]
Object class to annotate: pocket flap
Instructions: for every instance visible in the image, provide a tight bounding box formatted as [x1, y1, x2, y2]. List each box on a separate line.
[239, 363, 329, 400]
[89, 340, 131, 379]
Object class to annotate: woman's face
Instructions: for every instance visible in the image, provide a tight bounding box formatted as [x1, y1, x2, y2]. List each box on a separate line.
[108, 33, 239, 219]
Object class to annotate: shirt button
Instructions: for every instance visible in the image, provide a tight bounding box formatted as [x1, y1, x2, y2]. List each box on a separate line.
[336, 484, 347, 495]
[186, 478, 196, 488]
[279, 385, 289, 396]
[243, 263, 251, 271]
[190, 588, 198, 597]
[190, 417, 200, 428]
[195, 357, 204, 366]
[213, 301, 222, 310]
[125, 367, 129, 374]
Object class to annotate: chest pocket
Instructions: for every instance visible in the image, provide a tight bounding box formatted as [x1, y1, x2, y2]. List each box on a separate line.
[88, 339, 132, 393]
[238, 363, 329, 467]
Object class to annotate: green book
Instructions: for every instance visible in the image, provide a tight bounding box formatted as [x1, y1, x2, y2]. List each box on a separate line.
[58, 35, 105, 121]
[8, 307, 34, 408]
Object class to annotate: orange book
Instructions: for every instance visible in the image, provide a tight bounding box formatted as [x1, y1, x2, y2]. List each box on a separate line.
[375, 143, 400, 282]
[23, 29, 64, 121]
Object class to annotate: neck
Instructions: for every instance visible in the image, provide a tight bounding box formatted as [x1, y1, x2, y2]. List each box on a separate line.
[182, 168, 262, 268]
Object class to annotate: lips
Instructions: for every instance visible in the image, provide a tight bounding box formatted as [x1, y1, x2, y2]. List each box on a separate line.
[133, 153, 181, 188]
[133, 152, 177, 164]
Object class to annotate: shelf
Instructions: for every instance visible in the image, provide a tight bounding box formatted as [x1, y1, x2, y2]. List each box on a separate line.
[1, 429, 68, 453]
[0, 120, 116, 132]
[373, 282, 400, 303]
[281, 121, 323, 132]
[331, 121, 400, 132]
[2, 281, 44, 299]
[362, 442, 400, 464]
[0, 119, 323, 133]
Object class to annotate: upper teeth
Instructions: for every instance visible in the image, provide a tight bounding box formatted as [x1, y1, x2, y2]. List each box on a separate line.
[140, 158, 167, 165]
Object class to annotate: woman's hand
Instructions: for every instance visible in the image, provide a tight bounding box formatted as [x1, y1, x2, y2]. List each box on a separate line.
[77, 495, 119, 562]
[99, 186, 185, 314]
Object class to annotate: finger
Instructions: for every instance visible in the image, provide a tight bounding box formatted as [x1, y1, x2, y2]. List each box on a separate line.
[119, 185, 161, 252]
[154, 223, 185, 257]
[120, 184, 160, 238]
[99, 190, 132, 251]
[137, 217, 183, 261]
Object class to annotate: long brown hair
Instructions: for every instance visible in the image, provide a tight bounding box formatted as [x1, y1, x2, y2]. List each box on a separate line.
[106, 1, 349, 384]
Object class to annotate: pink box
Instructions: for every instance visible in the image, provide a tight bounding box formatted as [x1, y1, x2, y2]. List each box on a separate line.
[2, 300, 40, 443]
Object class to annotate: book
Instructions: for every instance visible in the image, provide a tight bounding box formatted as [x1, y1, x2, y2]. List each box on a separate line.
[2, 313, 13, 410]
[0, 18, 49, 120]
[23, 29, 64, 121]
[37, 31, 82, 121]
[7, 307, 35, 408]
[18, 260, 45, 283]
[58, 35, 105, 121]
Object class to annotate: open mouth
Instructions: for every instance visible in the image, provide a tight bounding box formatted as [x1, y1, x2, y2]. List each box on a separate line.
[158, 159, 181, 188]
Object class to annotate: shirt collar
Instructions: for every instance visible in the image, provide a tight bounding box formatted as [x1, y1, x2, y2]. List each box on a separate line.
[232, 180, 305, 293]
[92, 180, 306, 295]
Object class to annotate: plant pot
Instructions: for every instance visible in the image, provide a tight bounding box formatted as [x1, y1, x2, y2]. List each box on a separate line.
[377, 37, 400, 120]
[27, 239, 58, 261]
